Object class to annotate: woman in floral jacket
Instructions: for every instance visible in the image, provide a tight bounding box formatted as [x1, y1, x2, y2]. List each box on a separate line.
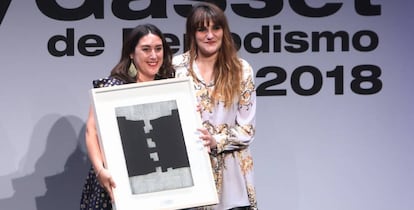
[173, 2, 258, 210]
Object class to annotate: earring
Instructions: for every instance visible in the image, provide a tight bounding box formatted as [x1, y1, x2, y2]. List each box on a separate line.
[128, 60, 137, 78]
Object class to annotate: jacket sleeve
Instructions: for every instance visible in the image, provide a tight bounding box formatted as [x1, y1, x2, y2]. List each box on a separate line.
[214, 59, 256, 153]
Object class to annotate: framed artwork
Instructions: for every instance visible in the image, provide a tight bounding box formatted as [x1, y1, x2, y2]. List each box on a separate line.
[90, 77, 218, 210]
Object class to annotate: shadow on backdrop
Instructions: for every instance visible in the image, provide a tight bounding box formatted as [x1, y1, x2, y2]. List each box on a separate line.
[0, 123, 18, 197]
[0, 115, 90, 210]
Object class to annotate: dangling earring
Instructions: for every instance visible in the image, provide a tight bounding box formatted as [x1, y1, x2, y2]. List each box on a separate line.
[128, 60, 137, 78]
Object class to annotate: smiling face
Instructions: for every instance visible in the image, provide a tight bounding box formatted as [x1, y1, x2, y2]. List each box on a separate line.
[195, 20, 223, 58]
[130, 32, 163, 82]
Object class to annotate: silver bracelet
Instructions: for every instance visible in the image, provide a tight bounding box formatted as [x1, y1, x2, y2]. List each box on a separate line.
[96, 167, 104, 177]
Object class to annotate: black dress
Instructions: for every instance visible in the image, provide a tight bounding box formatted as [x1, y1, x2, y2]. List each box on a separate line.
[80, 77, 124, 210]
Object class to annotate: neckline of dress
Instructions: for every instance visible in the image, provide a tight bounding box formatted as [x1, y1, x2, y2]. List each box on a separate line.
[192, 61, 215, 87]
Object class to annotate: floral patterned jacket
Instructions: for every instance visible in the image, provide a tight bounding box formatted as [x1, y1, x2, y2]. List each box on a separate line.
[173, 52, 258, 210]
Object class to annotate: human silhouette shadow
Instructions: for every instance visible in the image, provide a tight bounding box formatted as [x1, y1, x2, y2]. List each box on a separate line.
[0, 115, 90, 210]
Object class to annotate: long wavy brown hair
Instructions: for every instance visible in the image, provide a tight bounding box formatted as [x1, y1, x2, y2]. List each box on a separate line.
[185, 2, 242, 107]
[110, 24, 175, 83]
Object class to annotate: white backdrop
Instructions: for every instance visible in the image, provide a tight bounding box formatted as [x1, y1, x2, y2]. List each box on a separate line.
[0, 0, 413, 210]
